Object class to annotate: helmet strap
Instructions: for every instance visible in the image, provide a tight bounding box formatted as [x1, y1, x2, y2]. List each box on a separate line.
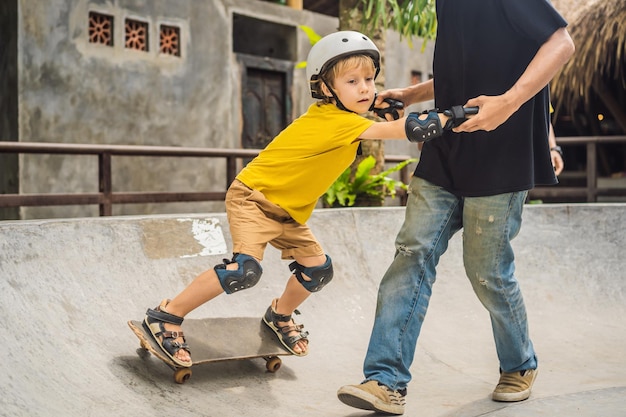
[321, 78, 351, 113]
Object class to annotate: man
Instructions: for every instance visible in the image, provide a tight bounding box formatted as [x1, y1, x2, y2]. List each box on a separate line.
[337, 0, 575, 415]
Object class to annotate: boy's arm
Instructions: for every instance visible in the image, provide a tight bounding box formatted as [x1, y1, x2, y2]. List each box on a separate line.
[358, 117, 407, 140]
[359, 106, 477, 141]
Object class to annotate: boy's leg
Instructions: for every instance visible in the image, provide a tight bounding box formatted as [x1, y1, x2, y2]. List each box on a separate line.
[270, 218, 328, 356]
[150, 263, 236, 364]
[271, 254, 327, 355]
[166, 269, 226, 317]
[148, 180, 273, 364]
[275, 254, 327, 313]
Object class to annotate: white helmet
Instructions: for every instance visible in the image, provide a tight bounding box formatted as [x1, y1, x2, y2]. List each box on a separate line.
[306, 31, 380, 99]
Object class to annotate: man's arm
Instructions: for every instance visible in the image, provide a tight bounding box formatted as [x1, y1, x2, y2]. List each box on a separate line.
[549, 122, 564, 175]
[375, 79, 435, 108]
[456, 27, 575, 133]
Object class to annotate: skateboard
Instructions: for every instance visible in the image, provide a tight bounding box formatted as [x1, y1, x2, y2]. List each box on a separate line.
[128, 317, 292, 384]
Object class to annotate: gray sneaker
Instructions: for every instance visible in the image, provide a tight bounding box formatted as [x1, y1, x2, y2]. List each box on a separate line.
[492, 368, 538, 402]
[337, 380, 406, 415]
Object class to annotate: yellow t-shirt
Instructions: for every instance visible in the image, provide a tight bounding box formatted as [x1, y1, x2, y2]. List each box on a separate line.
[236, 103, 375, 224]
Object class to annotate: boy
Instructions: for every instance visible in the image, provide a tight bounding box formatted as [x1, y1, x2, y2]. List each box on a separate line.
[142, 31, 465, 366]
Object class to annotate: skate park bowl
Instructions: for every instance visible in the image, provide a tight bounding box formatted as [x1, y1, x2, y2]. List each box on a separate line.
[1, 204, 625, 417]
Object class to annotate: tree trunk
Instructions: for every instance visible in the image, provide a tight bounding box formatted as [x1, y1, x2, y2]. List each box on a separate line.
[339, 0, 386, 205]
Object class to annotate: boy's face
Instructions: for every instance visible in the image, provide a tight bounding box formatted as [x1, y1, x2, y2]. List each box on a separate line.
[323, 64, 376, 114]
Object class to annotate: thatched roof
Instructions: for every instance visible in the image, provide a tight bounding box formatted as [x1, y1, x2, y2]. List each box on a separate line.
[550, 0, 626, 132]
[551, 0, 591, 23]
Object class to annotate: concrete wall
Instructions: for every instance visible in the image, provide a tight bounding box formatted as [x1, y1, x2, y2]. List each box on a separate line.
[13, 0, 338, 219]
[9, 0, 434, 220]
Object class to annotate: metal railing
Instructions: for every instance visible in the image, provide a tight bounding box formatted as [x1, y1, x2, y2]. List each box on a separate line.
[2, 135, 624, 217]
[528, 135, 626, 202]
[0, 142, 413, 216]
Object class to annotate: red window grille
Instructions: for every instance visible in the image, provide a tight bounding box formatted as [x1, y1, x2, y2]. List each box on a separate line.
[89, 12, 114, 46]
[125, 19, 149, 52]
[160, 25, 181, 57]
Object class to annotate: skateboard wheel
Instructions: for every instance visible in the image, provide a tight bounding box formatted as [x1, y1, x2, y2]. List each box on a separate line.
[174, 368, 192, 384]
[136, 347, 151, 359]
[265, 357, 282, 373]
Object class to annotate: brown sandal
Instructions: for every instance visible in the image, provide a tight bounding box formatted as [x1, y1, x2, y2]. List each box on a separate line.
[262, 299, 309, 356]
[143, 299, 192, 367]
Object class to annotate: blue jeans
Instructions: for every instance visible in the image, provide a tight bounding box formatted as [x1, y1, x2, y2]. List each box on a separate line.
[363, 177, 537, 390]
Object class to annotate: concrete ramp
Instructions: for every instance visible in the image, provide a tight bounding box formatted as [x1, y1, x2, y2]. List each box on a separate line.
[1, 205, 625, 417]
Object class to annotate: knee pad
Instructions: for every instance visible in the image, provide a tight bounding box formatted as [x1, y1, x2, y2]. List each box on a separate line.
[289, 255, 333, 293]
[214, 253, 263, 294]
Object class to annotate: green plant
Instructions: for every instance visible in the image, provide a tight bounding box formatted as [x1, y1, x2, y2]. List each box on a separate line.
[323, 156, 417, 207]
[295, 25, 322, 69]
[359, 0, 438, 50]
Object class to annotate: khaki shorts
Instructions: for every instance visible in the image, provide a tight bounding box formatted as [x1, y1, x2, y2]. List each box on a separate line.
[225, 180, 324, 261]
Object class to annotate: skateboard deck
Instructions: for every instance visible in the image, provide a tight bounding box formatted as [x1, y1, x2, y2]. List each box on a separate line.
[128, 317, 292, 383]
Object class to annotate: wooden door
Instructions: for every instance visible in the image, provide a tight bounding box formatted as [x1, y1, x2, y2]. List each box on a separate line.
[242, 67, 287, 149]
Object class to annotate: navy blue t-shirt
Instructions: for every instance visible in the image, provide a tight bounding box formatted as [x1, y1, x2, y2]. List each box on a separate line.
[415, 0, 568, 196]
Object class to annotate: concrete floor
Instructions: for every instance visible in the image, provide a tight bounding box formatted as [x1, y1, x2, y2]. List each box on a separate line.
[1, 204, 625, 417]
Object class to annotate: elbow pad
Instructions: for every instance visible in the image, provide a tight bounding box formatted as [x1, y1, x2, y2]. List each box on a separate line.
[405, 111, 443, 143]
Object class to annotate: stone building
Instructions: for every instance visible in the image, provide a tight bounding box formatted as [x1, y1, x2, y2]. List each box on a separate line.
[0, 0, 433, 219]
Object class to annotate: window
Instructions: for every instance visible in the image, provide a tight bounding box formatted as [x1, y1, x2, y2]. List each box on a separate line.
[89, 12, 114, 46]
[160, 25, 180, 57]
[125, 19, 149, 52]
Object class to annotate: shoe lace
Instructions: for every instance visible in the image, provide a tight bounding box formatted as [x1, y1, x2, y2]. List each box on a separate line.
[381, 385, 406, 405]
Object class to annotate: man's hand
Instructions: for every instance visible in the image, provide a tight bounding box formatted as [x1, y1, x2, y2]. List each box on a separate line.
[375, 88, 410, 109]
[453, 95, 517, 133]
[373, 98, 405, 121]
[376, 79, 435, 108]
[441, 106, 479, 129]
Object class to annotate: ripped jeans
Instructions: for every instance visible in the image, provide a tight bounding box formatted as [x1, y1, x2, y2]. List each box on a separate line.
[363, 177, 537, 390]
